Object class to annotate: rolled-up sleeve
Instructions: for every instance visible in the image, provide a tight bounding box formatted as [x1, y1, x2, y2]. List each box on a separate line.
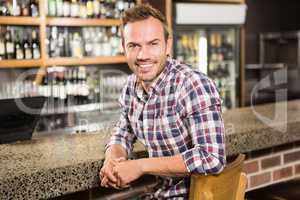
[105, 84, 137, 157]
[178, 74, 226, 174]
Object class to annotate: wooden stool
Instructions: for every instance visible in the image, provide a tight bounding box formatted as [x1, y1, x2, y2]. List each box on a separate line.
[189, 154, 247, 200]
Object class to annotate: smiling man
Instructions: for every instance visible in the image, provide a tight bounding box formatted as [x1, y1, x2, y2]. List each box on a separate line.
[100, 4, 226, 199]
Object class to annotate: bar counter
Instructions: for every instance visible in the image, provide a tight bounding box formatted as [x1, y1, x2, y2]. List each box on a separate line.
[1, 100, 300, 199]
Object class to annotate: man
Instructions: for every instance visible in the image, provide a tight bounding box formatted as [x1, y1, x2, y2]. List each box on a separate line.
[100, 4, 225, 199]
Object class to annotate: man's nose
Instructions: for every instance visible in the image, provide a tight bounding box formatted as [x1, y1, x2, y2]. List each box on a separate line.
[137, 46, 150, 60]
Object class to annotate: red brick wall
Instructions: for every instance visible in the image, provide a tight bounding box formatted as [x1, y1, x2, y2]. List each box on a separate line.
[242, 142, 300, 191]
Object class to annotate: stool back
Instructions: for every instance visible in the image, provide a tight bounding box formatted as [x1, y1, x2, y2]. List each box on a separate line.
[189, 154, 247, 200]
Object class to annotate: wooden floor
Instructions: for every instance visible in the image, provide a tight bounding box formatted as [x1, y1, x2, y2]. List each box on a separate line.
[245, 178, 300, 200]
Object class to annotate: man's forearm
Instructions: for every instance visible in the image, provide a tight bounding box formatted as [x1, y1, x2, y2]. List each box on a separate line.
[105, 144, 128, 161]
[137, 154, 189, 177]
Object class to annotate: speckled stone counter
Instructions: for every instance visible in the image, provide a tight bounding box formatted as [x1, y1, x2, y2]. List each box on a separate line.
[1, 100, 300, 199]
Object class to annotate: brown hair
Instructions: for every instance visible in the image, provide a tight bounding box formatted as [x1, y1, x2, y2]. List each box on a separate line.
[121, 4, 170, 40]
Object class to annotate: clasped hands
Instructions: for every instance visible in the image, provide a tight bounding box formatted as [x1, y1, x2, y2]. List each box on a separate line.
[99, 157, 143, 189]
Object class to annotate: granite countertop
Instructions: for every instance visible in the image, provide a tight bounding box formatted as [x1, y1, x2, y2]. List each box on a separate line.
[1, 100, 300, 199]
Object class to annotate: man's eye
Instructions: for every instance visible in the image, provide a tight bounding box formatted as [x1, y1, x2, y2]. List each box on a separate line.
[151, 42, 158, 46]
[128, 44, 137, 49]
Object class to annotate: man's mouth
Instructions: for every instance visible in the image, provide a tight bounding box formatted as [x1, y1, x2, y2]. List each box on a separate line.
[136, 63, 155, 73]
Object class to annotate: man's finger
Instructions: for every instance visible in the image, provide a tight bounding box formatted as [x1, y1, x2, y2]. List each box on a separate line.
[101, 176, 108, 187]
[105, 169, 117, 183]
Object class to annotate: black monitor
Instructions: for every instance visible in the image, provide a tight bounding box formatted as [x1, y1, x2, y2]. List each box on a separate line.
[0, 96, 45, 144]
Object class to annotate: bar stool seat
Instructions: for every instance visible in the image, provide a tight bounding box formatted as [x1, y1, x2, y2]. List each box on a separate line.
[189, 154, 247, 200]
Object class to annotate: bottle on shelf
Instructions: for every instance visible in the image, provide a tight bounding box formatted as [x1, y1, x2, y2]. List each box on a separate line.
[48, 0, 57, 16]
[21, 1, 30, 16]
[11, 0, 21, 16]
[86, 0, 93, 18]
[70, 0, 80, 17]
[79, 0, 87, 18]
[23, 31, 33, 59]
[63, 0, 71, 17]
[56, 0, 64, 17]
[4, 29, 14, 59]
[71, 32, 83, 57]
[29, 0, 39, 17]
[15, 32, 24, 60]
[0, 28, 5, 60]
[31, 29, 40, 59]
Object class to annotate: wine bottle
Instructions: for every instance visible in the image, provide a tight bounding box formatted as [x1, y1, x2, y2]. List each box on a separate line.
[48, 0, 57, 16]
[30, 0, 39, 17]
[15, 32, 24, 60]
[24, 31, 33, 59]
[56, 0, 64, 17]
[5, 29, 14, 59]
[32, 29, 40, 59]
[0, 30, 5, 60]
[86, 0, 93, 18]
[93, 0, 100, 18]
[63, 0, 71, 17]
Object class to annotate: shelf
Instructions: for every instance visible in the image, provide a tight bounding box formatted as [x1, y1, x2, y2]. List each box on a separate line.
[45, 55, 127, 66]
[46, 17, 121, 27]
[0, 16, 41, 25]
[0, 59, 42, 68]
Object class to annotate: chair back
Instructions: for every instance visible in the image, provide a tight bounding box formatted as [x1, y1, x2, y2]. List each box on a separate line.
[189, 154, 247, 200]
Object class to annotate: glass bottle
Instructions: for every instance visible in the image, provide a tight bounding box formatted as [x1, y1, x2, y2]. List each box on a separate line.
[63, 0, 71, 17]
[56, 0, 64, 17]
[5, 29, 15, 59]
[92, 0, 100, 18]
[86, 0, 93, 18]
[71, 32, 83, 58]
[30, 0, 39, 17]
[70, 0, 79, 17]
[32, 29, 40, 59]
[48, 0, 57, 16]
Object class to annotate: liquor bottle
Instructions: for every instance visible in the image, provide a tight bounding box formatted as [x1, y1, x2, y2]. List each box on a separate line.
[71, 32, 83, 58]
[49, 26, 58, 57]
[24, 31, 33, 59]
[31, 30, 40, 59]
[15, 32, 24, 60]
[79, 0, 87, 18]
[209, 33, 217, 62]
[12, 0, 21, 16]
[48, 0, 57, 16]
[0, 2, 9, 16]
[92, 0, 100, 18]
[5, 29, 14, 59]
[63, 27, 71, 56]
[100, 0, 107, 18]
[21, 2, 30, 16]
[63, 0, 71, 17]
[83, 28, 93, 56]
[56, 0, 64, 17]
[30, 0, 39, 17]
[222, 34, 234, 61]
[86, 0, 93, 18]
[58, 31, 65, 56]
[70, 0, 79, 17]
[0, 30, 5, 60]
[116, 0, 124, 18]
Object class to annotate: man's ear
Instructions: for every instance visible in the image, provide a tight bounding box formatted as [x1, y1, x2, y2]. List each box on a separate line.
[166, 37, 173, 56]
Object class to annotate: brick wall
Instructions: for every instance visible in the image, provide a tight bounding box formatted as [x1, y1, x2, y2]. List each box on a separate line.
[242, 142, 300, 191]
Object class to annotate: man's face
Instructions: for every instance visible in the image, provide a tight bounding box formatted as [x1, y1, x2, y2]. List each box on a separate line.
[122, 17, 172, 85]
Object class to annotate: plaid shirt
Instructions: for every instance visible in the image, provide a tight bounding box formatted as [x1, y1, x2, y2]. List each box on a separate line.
[106, 59, 226, 199]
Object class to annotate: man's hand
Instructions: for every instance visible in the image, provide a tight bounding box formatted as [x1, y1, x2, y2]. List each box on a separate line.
[113, 159, 144, 188]
[99, 157, 126, 189]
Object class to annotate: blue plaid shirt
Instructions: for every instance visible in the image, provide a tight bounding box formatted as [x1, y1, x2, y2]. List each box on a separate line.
[106, 59, 226, 199]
